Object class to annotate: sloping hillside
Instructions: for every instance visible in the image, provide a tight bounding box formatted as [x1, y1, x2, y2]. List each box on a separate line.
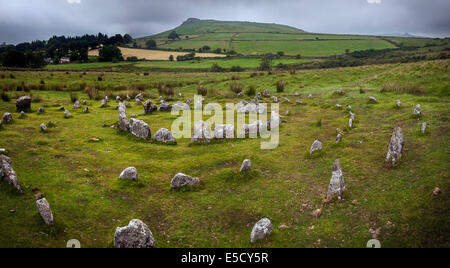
[135, 18, 397, 57]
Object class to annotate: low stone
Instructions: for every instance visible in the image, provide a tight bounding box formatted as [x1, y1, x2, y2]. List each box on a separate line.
[396, 100, 401, 108]
[334, 89, 344, 95]
[368, 96, 378, 103]
[152, 128, 176, 143]
[240, 159, 252, 172]
[213, 124, 235, 139]
[119, 167, 138, 181]
[116, 96, 122, 102]
[421, 122, 427, 134]
[171, 173, 200, 188]
[349, 118, 353, 128]
[64, 110, 71, 118]
[278, 224, 288, 230]
[129, 118, 151, 139]
[38, 107, 45, 113]
[100, 99, 108, 108]
[386, 126, 404, 166]
[114, 219, 156, 248]
[336, 104, 342, 109]
[143, 100, 158, 114]
[3, 113, 13, 123]
[433, 187, 441, 196]
[308, 94, 313, 98]
[326, 160, 346, 200]
[0, 155, 22, 192]
[59, 106, 65, 111]
[272, 96, 278, 103]
[312, 209, 322, 219]
[191, 121, 211, 143]
[158, 101, 172, 112]
[40, 123, 48, 132]
[73, 101, 81, 109]
[16, 96, 32, 111]
[350, 112, 356, 121]
[36, 198, 54, 225]
[296, 100, 303, 105]
[414, 104, 421, 116]
[336, 134, 342, 143]
[172, 101, 190, 112]
[241, 120, 264, 136]
[83, 107, 89, 113]
[347, 105, 352, 111]
[310, 140, 323, 155]
[250, 218, 273, 243]
[263, 90, 271, 97]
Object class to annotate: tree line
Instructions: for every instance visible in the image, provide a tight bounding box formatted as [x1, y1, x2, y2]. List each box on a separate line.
[0, 33, 132, 68]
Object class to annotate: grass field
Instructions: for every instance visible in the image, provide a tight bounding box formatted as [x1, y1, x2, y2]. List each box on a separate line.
[0, 59, 449, 248]
[44, 57, 313, 71]
[88, 47, 225, 61]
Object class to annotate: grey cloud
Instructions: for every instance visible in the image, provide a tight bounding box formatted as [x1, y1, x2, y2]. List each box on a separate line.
[0, 0, 449, 44]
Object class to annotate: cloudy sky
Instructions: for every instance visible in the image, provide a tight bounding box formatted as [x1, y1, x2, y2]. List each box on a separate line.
[1, 0, 449, 44]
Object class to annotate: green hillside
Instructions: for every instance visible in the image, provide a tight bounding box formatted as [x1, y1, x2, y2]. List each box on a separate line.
[135, 18, 403, 57]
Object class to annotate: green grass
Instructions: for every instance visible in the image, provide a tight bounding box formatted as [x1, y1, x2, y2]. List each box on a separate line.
[0, 59, 449, 248]
[43, 57, 313, 72]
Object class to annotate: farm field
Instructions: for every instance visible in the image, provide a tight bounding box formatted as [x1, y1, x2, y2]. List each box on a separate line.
[0, 59, 449, 248]
[88, 47, 225, 61]
[44, 57, 313, 71]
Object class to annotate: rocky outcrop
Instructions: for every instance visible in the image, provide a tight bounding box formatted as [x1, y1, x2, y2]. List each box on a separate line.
[114, 219, 156, 248]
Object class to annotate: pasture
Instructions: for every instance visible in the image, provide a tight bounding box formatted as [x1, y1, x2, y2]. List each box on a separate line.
[0, 59, 449, 247]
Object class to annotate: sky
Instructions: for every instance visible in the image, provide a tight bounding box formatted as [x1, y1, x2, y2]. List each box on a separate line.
[0, 0, 449, 44]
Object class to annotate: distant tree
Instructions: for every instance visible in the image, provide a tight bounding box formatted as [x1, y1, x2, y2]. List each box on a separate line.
[259, 54, 274, 71]
[146, 39, 157, 49]
[202, 45, 211, 51]
[210, 63, 225, 72]
[98, 45, 123, 62]
[123, 34, 133, 44]
[168, 31, 180, 40]
[169, 55, 174, 61]
[277, 51, 284, 57]
[3, 50, 27, 67]
[214, 48, 222, 54]
[345, 49, 350, 54]
[133, 42, 138, 48]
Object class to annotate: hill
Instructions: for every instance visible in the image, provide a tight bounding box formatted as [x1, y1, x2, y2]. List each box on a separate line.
[135, 18, 397, 57]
